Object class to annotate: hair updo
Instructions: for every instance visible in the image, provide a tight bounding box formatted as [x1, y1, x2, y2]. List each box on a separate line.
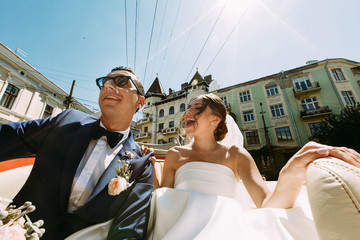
[183, 93, 228, 141]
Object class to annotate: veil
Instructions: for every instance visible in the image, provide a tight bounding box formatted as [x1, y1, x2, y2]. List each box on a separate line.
[219, 114, 244, 149]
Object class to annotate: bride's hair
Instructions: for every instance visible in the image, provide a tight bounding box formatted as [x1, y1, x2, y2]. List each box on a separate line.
[181, 93, 228, 141]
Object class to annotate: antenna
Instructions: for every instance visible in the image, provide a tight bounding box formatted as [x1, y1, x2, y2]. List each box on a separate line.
[15, 48, 28, 58]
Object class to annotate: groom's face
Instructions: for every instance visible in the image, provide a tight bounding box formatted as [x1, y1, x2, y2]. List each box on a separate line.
[98, 70, 144, 121]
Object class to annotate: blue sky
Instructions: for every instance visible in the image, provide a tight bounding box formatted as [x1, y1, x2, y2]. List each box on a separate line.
[1, 0, 359, 117]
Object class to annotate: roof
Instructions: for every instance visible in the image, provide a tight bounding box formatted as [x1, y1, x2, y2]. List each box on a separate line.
[145, 77, 166, 98]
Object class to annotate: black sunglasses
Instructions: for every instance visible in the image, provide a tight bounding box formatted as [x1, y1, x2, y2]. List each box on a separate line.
[95, 75, 143, 95]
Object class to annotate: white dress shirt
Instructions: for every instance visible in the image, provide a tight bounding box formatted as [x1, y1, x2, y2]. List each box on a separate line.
[68, 122, 129, 211]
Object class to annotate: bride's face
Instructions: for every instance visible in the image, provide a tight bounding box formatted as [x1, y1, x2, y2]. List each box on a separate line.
[184, 98, 214, 136]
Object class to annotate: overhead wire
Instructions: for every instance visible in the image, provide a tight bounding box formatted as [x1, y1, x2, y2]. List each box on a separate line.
[158, 0, 182, 75]
[164, 0, 206, 88]
[184, 0, 229, 82]
[150, 0, 169, 79]
[33, 65, 94, 78]
[204, 0, 252, 75]
[134, 0, 139, 70]
[124, 0, 129, 66]
[142, 0, 159, 85]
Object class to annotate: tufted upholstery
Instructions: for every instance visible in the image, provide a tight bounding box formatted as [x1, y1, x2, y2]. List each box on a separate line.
[306, 157, 360, 240]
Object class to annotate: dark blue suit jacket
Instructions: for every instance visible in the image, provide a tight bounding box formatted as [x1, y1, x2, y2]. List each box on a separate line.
[0, 109, 153, 239]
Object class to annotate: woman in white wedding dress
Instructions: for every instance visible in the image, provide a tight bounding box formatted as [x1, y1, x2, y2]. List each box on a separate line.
[147, 93, 360, 240]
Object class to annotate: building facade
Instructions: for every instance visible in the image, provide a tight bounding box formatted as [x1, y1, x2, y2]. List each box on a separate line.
[136, 58, 360, 178]
[135, 71, 217, 145]
[0, 42, 92, 124]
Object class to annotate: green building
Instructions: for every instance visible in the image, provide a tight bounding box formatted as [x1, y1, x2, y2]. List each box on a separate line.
[212, 58, 360, 178]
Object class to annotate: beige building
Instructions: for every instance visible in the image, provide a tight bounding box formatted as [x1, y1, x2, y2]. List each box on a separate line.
[0, 42, 92, 124]
[135, 71, 218, 144]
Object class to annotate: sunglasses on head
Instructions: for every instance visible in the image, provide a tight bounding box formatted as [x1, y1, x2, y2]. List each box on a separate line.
[95, 75, 143, 95]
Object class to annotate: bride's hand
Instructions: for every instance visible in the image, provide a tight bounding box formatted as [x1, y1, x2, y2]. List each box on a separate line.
[280, 141, 360, 183]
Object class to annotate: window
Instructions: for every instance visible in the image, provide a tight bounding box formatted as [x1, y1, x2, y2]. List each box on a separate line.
[158, 139, 165, 144]
[144, 126, 148, 132]
[169, 106, 175, 115]
[245, 131, 260, 145]
[341, 91, 356, 106]
[270, 104, 285, 117]
[308, 122, 322, 137]
[239, 90, 251, 103]
[169, 121, 175, 128]
[158, 123, 164, 131]
[275, 127, 292, 141]
[42, 104, 54, 118]
[180, 103, 186, 112]
[159, 109, 164, 117]
[220, 96, 228, 106]
[243, 110, 254, 122]
[265, 84, 279, 96]
[169, 137, 174, 142]
[332, 68, 346, 81]
[0, 84, 19, 109]
[293, 76, 311, 91]
[301, 97, 319, 112]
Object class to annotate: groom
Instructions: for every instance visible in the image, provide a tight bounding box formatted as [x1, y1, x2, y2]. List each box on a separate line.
[0, 67, 153, 239]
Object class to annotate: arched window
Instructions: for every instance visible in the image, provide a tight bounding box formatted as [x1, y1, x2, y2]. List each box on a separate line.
[169, 106, 175, 115]
[159, 109, 164, 117]
[180, 103, 186, 112]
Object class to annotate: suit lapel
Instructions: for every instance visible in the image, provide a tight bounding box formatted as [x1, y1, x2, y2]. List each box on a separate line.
[59, 120, 98, 210]
[87, 133, 139, 203]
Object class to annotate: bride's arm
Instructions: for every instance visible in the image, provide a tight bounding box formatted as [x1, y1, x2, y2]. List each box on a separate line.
[262, 142, 360, 209]
[160, 147, 180, 188]
[234, 147, 271, 208]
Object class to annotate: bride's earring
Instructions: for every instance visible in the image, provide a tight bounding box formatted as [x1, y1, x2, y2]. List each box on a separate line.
[210, 122, 215, 126]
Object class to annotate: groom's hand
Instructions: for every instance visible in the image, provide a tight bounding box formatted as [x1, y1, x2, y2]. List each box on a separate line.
[140, 145, 156, 165]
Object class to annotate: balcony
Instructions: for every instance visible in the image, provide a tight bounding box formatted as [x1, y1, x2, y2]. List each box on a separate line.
[293, 82, 321, 98]
[162, 127, 178, 135]
[300, 106, 332, 119]
[137, 117, 152, 126]
[135, 132, 151, 139]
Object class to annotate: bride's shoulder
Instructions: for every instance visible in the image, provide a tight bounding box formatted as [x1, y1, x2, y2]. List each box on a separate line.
[224, 144, 252, 160]
[166, 145, 189, 162]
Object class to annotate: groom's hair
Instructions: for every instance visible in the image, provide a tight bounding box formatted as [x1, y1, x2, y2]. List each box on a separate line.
[110, 66, 145, 96]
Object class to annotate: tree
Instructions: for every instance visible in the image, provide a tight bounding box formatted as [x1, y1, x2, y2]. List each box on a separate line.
[317, 104, 360, 152]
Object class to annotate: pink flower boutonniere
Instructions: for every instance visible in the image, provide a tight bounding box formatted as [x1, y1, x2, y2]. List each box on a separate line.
[108, 152, 134, 196]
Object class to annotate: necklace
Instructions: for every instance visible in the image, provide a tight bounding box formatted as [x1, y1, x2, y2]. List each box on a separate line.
[201, 144, 218, 161]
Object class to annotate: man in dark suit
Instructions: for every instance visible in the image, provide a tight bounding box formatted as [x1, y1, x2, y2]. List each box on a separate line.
[0, 66, 153, 239]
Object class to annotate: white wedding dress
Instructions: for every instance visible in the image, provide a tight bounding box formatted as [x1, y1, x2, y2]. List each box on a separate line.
[147, 161, 319, 240]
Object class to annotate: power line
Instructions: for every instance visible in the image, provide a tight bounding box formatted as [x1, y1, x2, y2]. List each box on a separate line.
[150, 0, 169, 79]
[158, 0, 182, 74]
[32, 65, 94, 78]
[184, 0, 229, 82]
[204, 1, 252, 75]
[165, 0, 205, 88]
[142, 0, 159, 85]
[134, 0, 139, 70]
[124, 0, 128, 66]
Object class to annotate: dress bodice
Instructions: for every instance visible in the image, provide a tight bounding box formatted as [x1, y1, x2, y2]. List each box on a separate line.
[174, 161, 237, 198]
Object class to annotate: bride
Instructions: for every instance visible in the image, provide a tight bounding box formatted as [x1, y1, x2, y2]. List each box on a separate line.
[147, 93, 360, 240]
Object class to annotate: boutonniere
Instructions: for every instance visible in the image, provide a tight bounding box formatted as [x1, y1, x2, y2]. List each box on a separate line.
[108, 152, 134, 196]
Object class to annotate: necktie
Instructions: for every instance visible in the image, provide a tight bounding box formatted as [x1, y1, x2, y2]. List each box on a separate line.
[90, 123, 124, 148]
